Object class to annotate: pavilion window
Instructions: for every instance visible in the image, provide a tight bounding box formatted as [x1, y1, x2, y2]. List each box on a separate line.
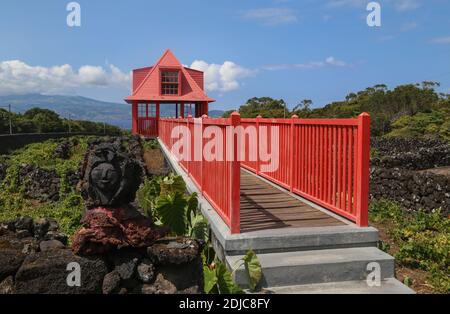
[148, 104, 156, 117]
[138, 103, 147, 118]
[161, 71, 179, 95]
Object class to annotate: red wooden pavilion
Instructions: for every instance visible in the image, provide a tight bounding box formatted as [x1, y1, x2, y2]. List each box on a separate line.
[125, 49, 215, 137]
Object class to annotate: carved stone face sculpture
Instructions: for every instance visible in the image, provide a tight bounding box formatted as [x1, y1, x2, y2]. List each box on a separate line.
[90, 162, 120, 204]
[79, 140, 143, 209]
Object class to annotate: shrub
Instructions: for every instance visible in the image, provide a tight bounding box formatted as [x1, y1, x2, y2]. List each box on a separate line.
[137, 174, 207, 240]
[370, 199, 450, 292]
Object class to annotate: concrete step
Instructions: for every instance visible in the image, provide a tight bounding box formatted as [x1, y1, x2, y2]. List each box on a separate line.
[226, 247, 395, 288]
[263, 278, 415, 294]
[211, 225, 379, 258]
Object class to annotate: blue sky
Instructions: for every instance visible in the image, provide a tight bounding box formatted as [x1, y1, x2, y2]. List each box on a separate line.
[0, 0, 449, 112]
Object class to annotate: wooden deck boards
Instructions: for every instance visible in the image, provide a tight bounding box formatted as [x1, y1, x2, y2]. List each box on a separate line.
[240, 170, 345, 232]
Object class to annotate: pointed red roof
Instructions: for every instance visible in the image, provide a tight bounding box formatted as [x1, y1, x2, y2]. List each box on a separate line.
[125, 49, 215, 103]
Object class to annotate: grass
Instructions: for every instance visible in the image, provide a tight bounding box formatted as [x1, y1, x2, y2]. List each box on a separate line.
[142, 138, 159, 150]
[0, 136, 92, 237]
[370, 199, 450, 293]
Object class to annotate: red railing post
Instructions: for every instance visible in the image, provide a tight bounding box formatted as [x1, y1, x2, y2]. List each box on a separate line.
[290, 115, 298, 192]
[256, 115, 262, 175]
[156, 102, 160, 137]
[132, 102, 138, 135]
[187, 115, 192, 176]
[201, 114, 208, 196]
[356, 112, 370, 227]
[230, 112, 241, 234]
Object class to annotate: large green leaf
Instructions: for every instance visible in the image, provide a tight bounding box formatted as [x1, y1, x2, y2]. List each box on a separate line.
[216, 263, 244, 294]
[160, 174, 186, 196]
[242, 250, 262, 291]
[155, 192, 188, 235]
[186, 192, 199, 227]
[136, 177, 162, 219]
[202, 245, 216, 267]
[203, 266, 218, 294]
[190, 214, 209, 242]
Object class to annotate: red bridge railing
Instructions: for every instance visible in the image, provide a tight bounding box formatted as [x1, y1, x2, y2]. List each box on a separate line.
[158, 112, 370, 233]
[159, 115, 241, 233]
[240, 113, 370, 227]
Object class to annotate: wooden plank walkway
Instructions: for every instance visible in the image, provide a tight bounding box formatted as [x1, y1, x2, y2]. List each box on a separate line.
[240, 170, 345, 232]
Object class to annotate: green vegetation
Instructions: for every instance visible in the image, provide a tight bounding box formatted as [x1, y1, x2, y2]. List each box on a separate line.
[223, 97, 289, 119]
[226, 82, 450, 140]
[0, 107, 122, 135]
[234, 250, 263, 291]
[142, 139, 159, 150]
[203, 262, 244, 294]
[137, 175, 208, 239]
[0, 137, 92, 236]
[203, 250, 262, 294]
[387, 109, 450, 139]
[370, 199, 450, 293]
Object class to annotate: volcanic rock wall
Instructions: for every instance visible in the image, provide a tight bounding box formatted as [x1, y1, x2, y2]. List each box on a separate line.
[370, 167, 450, 215]
[370, 138, 450, 215]
[0, 217, 203, 294]
[371, 138, 450, 170]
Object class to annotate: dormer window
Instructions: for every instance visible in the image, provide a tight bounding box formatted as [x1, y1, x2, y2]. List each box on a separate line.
[161, 70, 180, 95]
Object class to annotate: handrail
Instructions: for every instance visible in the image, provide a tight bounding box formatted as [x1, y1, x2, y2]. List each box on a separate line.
[158, 112, 371, 232]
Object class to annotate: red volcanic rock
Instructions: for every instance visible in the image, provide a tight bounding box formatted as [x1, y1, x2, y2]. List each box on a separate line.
[72, 206, 169, 256]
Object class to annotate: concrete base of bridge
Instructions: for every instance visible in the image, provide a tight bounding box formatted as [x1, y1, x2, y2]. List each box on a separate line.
[158, 138, 414, 294]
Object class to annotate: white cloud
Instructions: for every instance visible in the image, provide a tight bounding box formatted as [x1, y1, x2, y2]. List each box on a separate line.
[190, 60, 255, 93]
[78, 65, 108, 85]
[430, 36, 450, 44]
[0, 60, 130, 96]
[325, 56, 347, 66]
[240, 8, 298, 25]
[262, 56, 348, 71]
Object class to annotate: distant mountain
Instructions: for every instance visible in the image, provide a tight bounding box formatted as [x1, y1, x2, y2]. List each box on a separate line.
[0, 94, 225, 128]
[208, 110, 225, 117]
[0, 94, 131, 129]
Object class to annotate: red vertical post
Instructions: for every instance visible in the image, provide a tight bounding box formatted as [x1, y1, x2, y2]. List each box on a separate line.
[256, 115, 262, 175]
[180, 102, 185, 118]
[187, 114, 192, 176]
[356, 113, 370, 227]
[132, 102, 138, 135]
[300, 124, 305, 191]
[156, 102, 160, 137]
[320, 126, 325, 200]
[230, 112, 241, 234]
[194, 103, 197, 118]
[201, 114, 208, 196]
[289, 115, 298, 192]
[204, 102, 209, 116]
[347, 128, 353, 213]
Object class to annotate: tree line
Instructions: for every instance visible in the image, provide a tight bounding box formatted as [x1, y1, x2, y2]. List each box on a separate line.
[0, 107, 122, 135]
[223, 82, 450, 140]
